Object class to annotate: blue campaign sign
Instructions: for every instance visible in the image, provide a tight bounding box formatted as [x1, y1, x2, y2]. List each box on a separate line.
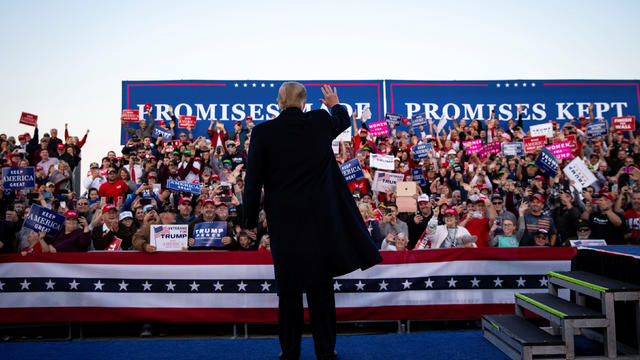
[166, 179, 201, 194]
[411, 112, 427, 128]
[501, 142, 524, 158]
[122, 80, 384, 144]
[536, 147, 559, 178]
[411, 168, 426, 186]
[385, 80, 640, 132]
[23, 204, 66, 237]
[192, 221, 227, 247]
[385, 113, 402, 126]
[2, 167, 35, 190]
[412, 142, 434, 160]
[586, 121, 608, 137]
[339, 159, 364, 183]
[152, 126, 172, 140]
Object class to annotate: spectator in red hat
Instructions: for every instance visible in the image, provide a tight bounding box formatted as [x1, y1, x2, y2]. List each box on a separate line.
[417, 206, 474, 249]
[48, 210, 90, 252]
[229, 120, 249, 152]
[20, 230, 52, 255]
[518, 193, 557, 246]
[582, 192, 624, 244]
[351, 111, 377, 153]
[175, 197, 195, 224]
[187, 199, 237, 250]
[92, 209, 135, 251]
[460, 195, 497, 247]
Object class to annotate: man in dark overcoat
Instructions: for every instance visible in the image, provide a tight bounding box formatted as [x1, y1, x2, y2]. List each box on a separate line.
[244, 82, 382, 359]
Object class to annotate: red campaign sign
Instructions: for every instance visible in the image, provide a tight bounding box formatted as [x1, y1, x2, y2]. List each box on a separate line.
[612, 116, 636, 131]
[564, 135, 578, 152]
[163, 140, 181, 152]
[523, 136, 546, 153]
[178, 115, 197, 129]
[106, 237, 122, 251]
[19, 112, 38, 127]
[121, 109, 139, 122]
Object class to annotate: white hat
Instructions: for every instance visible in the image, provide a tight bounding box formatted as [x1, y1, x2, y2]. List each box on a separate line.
[417, 194, 430, 203]
[447, 149, 456, 156]
[119, 211, 133, 221]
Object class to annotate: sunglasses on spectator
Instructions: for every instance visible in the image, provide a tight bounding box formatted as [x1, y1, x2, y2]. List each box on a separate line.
[492, 201, 502, 205]
[78, 202, 89, 206]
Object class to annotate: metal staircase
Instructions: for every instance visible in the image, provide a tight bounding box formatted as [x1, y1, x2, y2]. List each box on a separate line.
[482, 270, 640, 359]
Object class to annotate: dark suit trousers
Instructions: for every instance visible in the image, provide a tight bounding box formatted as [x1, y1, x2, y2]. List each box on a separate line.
[278, 279, 336, 359]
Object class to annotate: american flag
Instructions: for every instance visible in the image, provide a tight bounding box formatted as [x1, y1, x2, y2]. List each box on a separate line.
[0, 248, 575, 323]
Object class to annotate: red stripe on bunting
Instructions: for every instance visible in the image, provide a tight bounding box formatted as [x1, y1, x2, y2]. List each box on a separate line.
[0, 304, 517, 323]
[0, 247, 576, 266]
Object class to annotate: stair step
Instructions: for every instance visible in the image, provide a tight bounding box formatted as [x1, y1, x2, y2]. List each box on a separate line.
[548, 270, 640, 293]
[483, 314, 564, 346]
[515, 293, 606, 319]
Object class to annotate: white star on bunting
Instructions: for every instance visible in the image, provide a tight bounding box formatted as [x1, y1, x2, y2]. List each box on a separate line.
[378, 280, 389, 291]
[142, 281, 152, 291]
[234, 83, 238, 87]
[165, 281, 176, 291]
[189, 281, 200, 292]
[516, 277, 526, 287]
[505, 83, 510, 88]
[213, 281, 224, 291]
[118, 280, 129, 291]
[237, 281, 248, 291]
[260, 281, 271, 291]
[333, 281, 342, 291]
[20, 279, 31, 290]
[68, 280, 80, 290]
[531, 83, 536, 87]
[447, 277, 457, 288]
[496, 83, 501, 87]
[355, 281, 365, 291]
[539, 276, 548, 287]
[470, 277, 480, 288]
[424, 278, 434, 288]
[493, 277, 503, 287]
[402, 280, 412, 289]
[44, 280, 55, 290]
[93, 280, 104, 291]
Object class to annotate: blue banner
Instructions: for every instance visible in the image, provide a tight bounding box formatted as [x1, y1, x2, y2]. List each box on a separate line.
[122, 80, 384, 144]
[192, 221, 227, 247]
[2, 167, 35, 190]
[411, 112, 427, 128]
[23, 204, 66, 237]
[501, 142, 524, 157]
[536, 147, 559, 178]
[166, 179, 201, 194]
[412, 142, 434, 160]
[385, 80, 640, 132]
[411, 168, 426, 186]
[339, 159, 364, 183]
[152, 126, 172, 140]
[586, 121, 608, 138]
[385, 113, 402, 126]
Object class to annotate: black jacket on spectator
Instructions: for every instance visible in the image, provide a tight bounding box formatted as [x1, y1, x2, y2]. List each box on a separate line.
[243, 105, 382, 295]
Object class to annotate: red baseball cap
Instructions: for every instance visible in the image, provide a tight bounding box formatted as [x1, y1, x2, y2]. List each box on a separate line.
[147, 172, 157, 179]
[144, 103, 152, 110]
[622, 138, 630, 144]
[234, 121, 242, 126]
[359, 128, 369, 134]
[531, 194, 545, 203]
[18, 134, 25, 140]
[57, 143, 65, 150]
[102, 204, 117, 214]
[65, 210, 78, 219]
[246, 116, 253, 120]
[443, 208, 458, 217]
[201, 198, 215, 207]
[534, 175, 545, 181]
[599, 192, 614, 203]
[211, 174, 220, 180]
[178, 197, 192, 205]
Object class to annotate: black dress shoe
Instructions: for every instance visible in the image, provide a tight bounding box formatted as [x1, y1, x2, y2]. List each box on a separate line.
[316, 350, 338, 360]
[278, 352, 299, 360]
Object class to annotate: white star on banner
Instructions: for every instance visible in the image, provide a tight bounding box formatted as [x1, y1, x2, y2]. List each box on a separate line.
[44, 280, 55, 290]
[166, 281, 176, 292]
[505, 83, 510, 88]
[237, 281, 248, 291]
[93, 280, 104, 291]
[496, 83, 501, 87]
[142, 281, 152, 291]
[69, 280, 80, 290]
[260, 281, 271, 292]
[261, 83, 265, 87]
[514, 83, 518, 87]
[493, 277, 503, 287]
[470, 277, 480, 288]
[333, 281, 342, 291]
[118, 280, 129, 291]
[402, 280, 412, 289]
[0, 280, 4, 290]
[20, 279, 31, 290]
[355, 281, 365, 291]
[234, 83, 238, 87]
[424, 278, 434, 288]
[189, 281, 200, 292]
[447, 277, 457, 288]
[252, 83, 256, 87]
[378, 280, 389, 291]
[516, 277, 526, 287]
[539, 276, 548, 287]
[522, 83, 527, 87]
[243, 83, 247, 87]
[213, 281, 224, 291]
[270, 83, 274, 87]
[531, 83, 536, 87]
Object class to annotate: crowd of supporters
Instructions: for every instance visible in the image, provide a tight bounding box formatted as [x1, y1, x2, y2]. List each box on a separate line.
[1, 103, 639, 255]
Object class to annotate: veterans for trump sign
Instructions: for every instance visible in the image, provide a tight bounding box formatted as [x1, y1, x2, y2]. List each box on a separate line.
[372, 171, 405, 193]
[150, 225, 188, 251]
[2, 167, 35, 190]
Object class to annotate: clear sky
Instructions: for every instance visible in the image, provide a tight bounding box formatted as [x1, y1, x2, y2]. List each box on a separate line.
[1, 0, 639, 177]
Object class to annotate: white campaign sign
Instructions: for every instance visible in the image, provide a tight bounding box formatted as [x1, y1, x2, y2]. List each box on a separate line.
[334, 127, 351, 142]
[332, 140, 340, 154]
[530, 123, 554, 138]
[437, 115, 448, 132]
[563, 157, 597, 191]
[150, 224, 189, 251]
[372, 171, 405, 193]
[370, 154, 395, 170]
